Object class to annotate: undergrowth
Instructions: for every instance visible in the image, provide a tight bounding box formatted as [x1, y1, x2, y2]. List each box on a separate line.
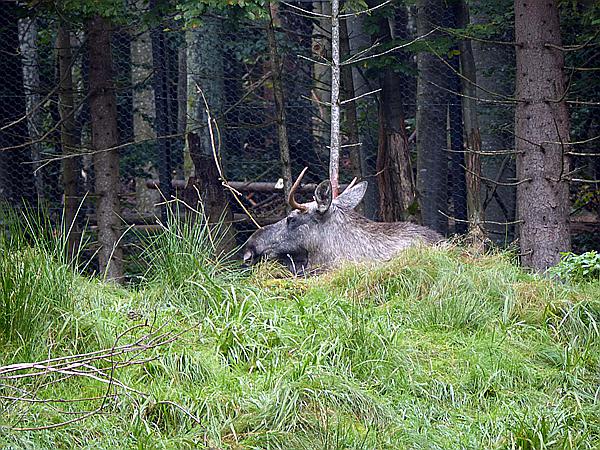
[1, 208, 598, 449]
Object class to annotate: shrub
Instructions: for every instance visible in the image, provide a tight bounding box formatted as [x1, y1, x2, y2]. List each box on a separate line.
[550, 251, 600, 283]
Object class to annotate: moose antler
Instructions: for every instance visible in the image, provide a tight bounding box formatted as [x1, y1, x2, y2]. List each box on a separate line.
[288, 167, 309, 212]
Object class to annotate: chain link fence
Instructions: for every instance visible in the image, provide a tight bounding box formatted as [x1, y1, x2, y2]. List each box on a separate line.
[1, 0, 598, 276]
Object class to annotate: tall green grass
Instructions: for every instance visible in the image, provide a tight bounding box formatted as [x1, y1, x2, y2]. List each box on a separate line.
[1, 207, 599, 449]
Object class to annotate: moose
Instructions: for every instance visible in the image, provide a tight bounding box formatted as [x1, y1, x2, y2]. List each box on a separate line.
[242, 168, 443, 275]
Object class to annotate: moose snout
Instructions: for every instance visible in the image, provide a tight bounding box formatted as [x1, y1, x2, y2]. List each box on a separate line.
[242, 247, 254, 264]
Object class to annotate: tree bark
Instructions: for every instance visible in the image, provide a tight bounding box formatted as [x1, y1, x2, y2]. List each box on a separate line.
[471, 0, 516, 244]
[18, 16, 43, 202]
[182, 133, 236, 254]
[87, 15, 123, 281]
[457, 1, 484, 247]
[0, 2, 35, 206]
[311, 0, 332, 167]
[372, 4, 416, 222]
[347, 14, 378, 219]
[515, 0, 571, 270]
[57, 24, 81, 257]
[131, 27, 155, 142]
[416, 0, 449, 235]
[150, 10, 173, 220]
[186, 16, 224, 159]
[339, 17, 361, 181]
[447, 3, 468, 234]
[329, 0, 341, 197]
[267, 2, 292, 209]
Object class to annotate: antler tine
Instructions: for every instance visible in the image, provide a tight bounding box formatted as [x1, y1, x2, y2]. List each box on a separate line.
[288, 167, 309, 212]
[343, 177, 358, 193]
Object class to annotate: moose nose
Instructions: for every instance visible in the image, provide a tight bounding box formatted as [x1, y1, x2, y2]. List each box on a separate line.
[242, 248, 254, 264]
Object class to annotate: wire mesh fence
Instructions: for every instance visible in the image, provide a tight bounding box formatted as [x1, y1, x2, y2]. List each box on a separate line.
[0, 0, 598, 276]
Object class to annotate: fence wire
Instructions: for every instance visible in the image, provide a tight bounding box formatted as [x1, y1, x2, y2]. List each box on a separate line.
[0, 0, 598, 273]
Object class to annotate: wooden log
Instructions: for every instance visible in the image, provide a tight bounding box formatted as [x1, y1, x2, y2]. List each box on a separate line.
[146, 179, 350, 194]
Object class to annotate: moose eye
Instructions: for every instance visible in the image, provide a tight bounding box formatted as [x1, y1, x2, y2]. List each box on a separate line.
[286, 215, 297, 227]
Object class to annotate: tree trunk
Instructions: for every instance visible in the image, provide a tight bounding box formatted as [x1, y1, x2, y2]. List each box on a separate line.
[329, 0, 341, 197]
[339, 17, 361, 181]
[515, 0, 570, 270]
[150, 10, 173, 220]
[0, 2, 35, 206]
[182, 133, 235, 254]
[186, 16, 224, 159]
[447, 3, 468, 234]
[87, 15, 123, 281]
[131, 27, 155, 142]
[347, 14, 378, 219]
[416, 0, 449, 235]
[176, 45, 187, 180]
[372, 4, 416, 222]
[312, 0, 332, 167]
[471, 0, 516, 244]
[267, 2, 292, 208]
[457, 1, 484, 248]
[57, 24, 81, 257]
[18, 16, 43, 202]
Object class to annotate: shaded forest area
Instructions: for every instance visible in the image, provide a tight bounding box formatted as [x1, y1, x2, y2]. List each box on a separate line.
[0, 0, 599, 281]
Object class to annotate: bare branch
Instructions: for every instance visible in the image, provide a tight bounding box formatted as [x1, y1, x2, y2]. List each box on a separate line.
[544, 29, 600, 52]
[280, 1, 331, 18]
[339, 0, 391, 19]
[297, 53, 330, 67]
[438, 209, 523, 226]
[426, 43, 522, 103]
[196, 83, 262, 229]
[340, 88, 381, 104]
[439, 26, 518, 47]
[461, 164, 532, 186]
[343, 28, 438, 65]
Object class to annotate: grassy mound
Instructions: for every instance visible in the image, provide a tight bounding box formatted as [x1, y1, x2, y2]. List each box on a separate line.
[1, 213, 598, 449]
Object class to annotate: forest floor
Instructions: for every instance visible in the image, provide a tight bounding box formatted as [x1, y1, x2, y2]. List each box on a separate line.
[0, 213, 599, 449]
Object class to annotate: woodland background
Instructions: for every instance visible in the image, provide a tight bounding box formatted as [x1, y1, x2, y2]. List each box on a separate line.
[0, 0, 599, 280]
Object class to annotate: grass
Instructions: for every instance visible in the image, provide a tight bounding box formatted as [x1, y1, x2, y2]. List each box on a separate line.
[0, 208, 599, 449]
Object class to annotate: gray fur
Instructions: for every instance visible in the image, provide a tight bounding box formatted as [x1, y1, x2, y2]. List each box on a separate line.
[243, 180, 443, 274]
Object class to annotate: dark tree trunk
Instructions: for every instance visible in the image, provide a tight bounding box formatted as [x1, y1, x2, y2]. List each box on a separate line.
[87, 15, 123, 281]
[18, 16, 43, 202]
[515, 0, 571, 270]
[0, 2, 35, 206]
[372, 3, 416, 222]
[471, 0, 516, 244]
[150, 3, 173, 221]
[447, 2, 468, 234]
[457, 1, 484, 247]
[267, 2, 292, 208]
[57, 24, 81, 257]
[339, 16, 361, 181]
[416, 0, 449, 235]
[348, 13, 379, 219]
[182, 133, 235, 253]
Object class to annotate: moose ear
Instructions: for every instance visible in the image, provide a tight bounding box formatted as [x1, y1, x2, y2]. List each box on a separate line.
[336, 181, 368, 209]
[314, 180, 332, 213]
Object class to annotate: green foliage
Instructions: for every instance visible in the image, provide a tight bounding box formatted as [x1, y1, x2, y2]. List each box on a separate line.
[174, 0, 268, 27]
[550, 251, 600, 283]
